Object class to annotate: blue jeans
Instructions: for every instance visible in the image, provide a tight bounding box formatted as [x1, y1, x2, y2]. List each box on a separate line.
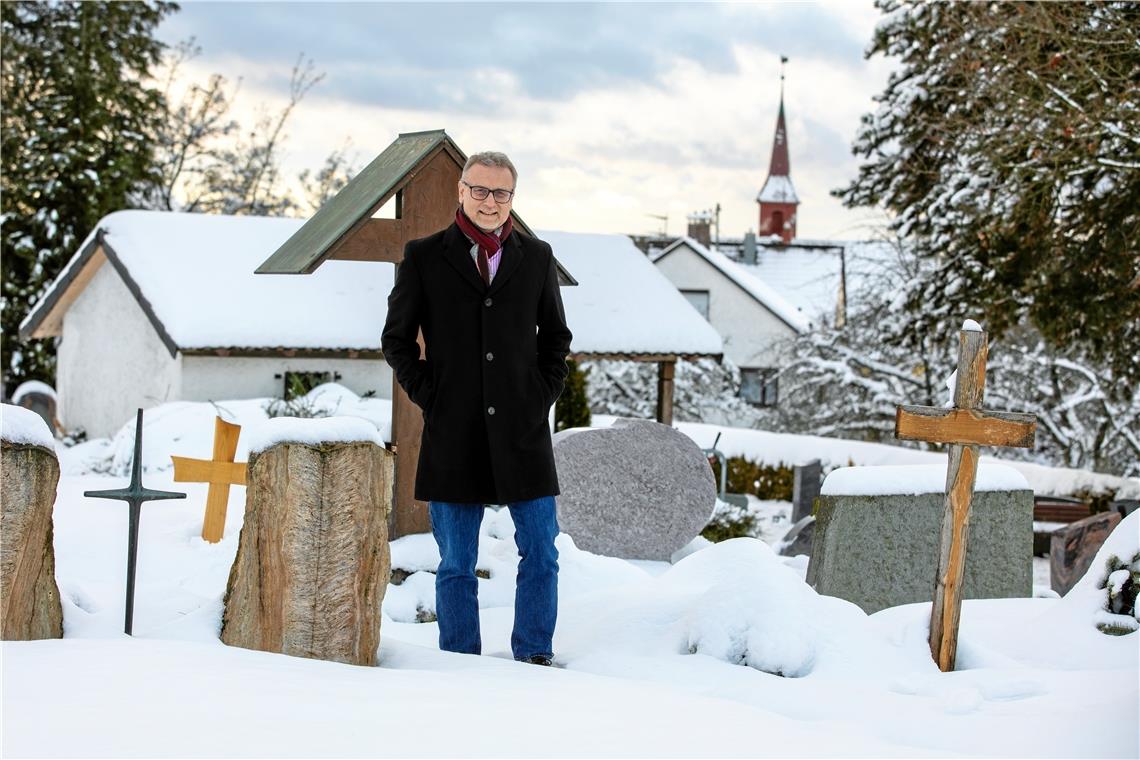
[428, 496, 559, 660]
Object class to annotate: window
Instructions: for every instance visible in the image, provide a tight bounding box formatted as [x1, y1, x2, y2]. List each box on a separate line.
[740, 367, 779, 407]
[681, 289, 711, 320]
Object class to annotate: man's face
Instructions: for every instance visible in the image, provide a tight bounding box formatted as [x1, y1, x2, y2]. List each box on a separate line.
[458, 164, 515, 232]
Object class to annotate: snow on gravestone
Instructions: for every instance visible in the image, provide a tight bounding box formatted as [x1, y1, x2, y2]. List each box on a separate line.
[807, 464, 1033, 614]
[221, 417, 393, 666]
[552, 418, 716, 561]
[0, 404, 63, 640]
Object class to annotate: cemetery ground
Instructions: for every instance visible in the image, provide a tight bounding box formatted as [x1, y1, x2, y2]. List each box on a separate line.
[2, 386, 1137, 758]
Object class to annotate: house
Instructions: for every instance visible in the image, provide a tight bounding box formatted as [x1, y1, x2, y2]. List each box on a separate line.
[650, 236, 811, 406]
[20, 209, 721, 439]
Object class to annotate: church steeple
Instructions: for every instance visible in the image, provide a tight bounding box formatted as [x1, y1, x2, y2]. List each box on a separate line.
[757, 56, 799, 244]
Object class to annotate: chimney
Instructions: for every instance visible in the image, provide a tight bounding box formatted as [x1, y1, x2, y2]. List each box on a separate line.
[687, 210, 713, 248]
[742, 231, 758, 265]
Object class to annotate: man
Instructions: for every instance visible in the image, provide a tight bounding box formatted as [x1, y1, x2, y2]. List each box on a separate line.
[381, 151, 573, 666]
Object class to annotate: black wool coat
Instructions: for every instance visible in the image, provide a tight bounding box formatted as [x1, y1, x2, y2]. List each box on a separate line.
[381, 221, 573, 505]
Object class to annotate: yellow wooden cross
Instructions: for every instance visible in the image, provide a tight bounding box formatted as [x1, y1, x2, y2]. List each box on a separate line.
[895, 321, 1037, 672]
[171, 416, 247, 543]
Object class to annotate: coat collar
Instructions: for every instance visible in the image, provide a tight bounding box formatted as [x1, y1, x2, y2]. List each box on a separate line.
[441, 219, 525, 295]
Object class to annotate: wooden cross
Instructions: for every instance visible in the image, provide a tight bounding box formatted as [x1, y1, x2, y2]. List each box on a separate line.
[894, 321, 1037, 672]
[170, 416, 247, 543]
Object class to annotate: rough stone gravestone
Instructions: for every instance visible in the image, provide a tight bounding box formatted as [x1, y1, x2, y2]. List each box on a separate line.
[1, 404, 63, 640]
[1050, 511, 1123, 596]
[807, 464, 1033, 614]
[552, 418, 716, 560]
[792, 459, 822, 523]
[221, 417, 393, 666]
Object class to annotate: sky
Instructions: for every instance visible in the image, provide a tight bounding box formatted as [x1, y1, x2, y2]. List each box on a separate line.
[155, 2, 898, 241]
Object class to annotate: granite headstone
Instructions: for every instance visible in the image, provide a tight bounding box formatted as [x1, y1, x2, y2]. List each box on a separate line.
[807, 464, 1033, 614]
[792, 459, 822, 523]
[552, 418, 716, 560]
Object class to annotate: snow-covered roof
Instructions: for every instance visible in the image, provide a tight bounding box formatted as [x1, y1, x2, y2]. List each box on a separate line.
[652, 237, 812, 334]
[756, 174, 799, 204]
[539, 231, 723, 357]
[24, 209, 722, 357]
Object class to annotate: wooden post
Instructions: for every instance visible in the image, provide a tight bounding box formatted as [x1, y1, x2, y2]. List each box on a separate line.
[895, 322, 1037, 672]
[390, 327, 431, 538]
[171, 416, 247, 543]
[656, 359, 675, 426]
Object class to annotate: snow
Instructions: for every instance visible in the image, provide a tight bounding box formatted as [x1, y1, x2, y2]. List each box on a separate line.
[538, 229, 723, 356]
[821, 463, 1031, 496]
[963, 318, 983, 332]
[11, 379, 57, 403]
[245, 415, 385, 454]
[2, 400, 1137, 757]
[650, 417, 1136, 500]
[757, 173, 800, 203]
[1, 403, 55, 449]
[24, 209, 722, 357]
[653, 237, 813, 332]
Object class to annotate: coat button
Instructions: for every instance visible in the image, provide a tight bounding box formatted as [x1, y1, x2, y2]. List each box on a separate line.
[487, 406, 496, 415]
[484, 297, 493, 307]
[485, 352, 494, 361]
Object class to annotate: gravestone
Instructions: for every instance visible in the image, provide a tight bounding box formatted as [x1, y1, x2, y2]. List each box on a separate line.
[552, 418, 716, 560]
[1, 404, 63, 640]
[807, 464, 1033, 614]
[12, 381, 58, 436]
[792, 459, 822, 523]
[221, 418, 393, 666]
[776, 515, 814, 558]
[1050, 511, 1122, 596]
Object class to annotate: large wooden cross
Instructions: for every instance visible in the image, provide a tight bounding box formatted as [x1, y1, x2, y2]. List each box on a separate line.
[894, 321, 1037, 672]
[170, 416, 247, 543]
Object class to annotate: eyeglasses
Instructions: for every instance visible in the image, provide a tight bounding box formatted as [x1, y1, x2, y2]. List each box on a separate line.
[462, 180, 515, 204]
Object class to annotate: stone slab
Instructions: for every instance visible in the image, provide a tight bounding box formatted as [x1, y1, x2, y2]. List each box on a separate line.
[552, 418, 716, 560]
[807, 488, 1033, 614]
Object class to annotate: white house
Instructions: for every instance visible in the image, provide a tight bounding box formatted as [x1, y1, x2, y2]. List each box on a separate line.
[651, 236, 812, 406]
[650, 234, 894, 407]
[21, 209, 722, 438]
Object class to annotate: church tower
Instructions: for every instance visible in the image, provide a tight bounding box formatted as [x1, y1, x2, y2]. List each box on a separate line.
[757, 59, 798, 243]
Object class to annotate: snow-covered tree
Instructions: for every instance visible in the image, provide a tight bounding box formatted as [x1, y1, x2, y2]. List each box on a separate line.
[778, 239, 1140, 476]
[1, 0, 176, 391]
[839, 1, 1140, 386]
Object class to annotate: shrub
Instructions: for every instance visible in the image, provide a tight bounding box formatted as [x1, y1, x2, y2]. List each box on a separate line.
[708, 456, 793, 501]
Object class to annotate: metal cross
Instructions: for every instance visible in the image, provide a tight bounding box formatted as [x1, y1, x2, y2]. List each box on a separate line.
[84, 408, 185, 635]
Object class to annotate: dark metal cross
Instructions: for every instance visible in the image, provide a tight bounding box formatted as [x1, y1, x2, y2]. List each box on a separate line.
[84, 408, 185, 635]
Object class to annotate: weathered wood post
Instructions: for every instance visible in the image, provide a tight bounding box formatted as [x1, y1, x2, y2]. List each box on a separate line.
[1, 405, 63, 640]
[221, 420, 394, 666]
[895, 320, 1037, 671]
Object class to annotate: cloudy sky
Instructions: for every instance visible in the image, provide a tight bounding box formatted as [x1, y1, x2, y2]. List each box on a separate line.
[156, 2, 897, 240]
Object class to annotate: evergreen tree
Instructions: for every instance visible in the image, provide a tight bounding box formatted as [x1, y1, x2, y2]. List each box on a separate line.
[1, 1, 177, 392]
[555, 359, 591, 432]
[839, 1, 1140, 385]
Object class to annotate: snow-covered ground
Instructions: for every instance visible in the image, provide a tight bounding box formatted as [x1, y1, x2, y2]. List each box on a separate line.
[2, 392, 1137, 758]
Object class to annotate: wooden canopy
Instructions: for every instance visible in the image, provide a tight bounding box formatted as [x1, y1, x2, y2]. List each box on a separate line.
[256, 129, 574, 285]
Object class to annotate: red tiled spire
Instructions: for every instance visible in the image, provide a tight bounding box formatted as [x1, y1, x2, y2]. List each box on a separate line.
[768, 96, 791, 177]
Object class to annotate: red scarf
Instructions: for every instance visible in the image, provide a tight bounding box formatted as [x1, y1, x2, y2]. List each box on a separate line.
[455, 207, 513, 286]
